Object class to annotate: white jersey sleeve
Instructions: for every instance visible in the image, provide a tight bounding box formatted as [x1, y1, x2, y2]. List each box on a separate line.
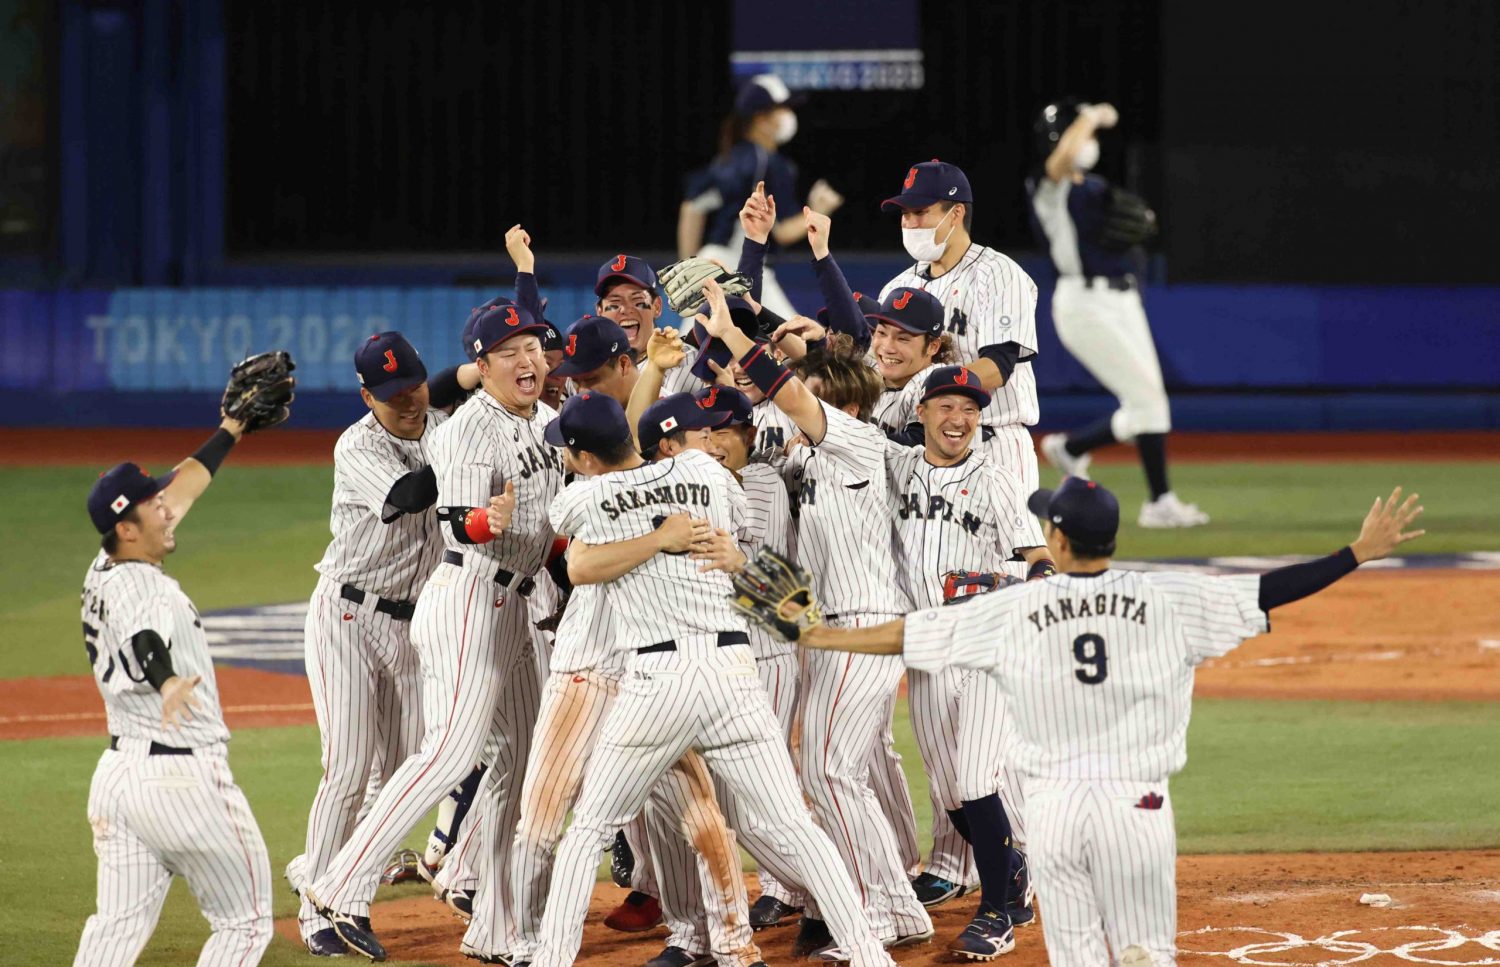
[811, 402, 885, 479]
[1143, 572, 1268, 665]
[335, 429, 412, 522]
[901, 590, 1019, 674]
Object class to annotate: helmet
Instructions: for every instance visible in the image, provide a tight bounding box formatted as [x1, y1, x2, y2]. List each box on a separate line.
[1034, 97, 1083, 158]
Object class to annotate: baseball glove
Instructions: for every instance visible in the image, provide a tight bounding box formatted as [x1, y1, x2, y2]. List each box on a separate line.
[222, 350, 296, 432]
[1097, 187, 1158, 251]
[729, 547, 822, 642]
[941, 570, 1022, 605]
[658, 257, 753, 315]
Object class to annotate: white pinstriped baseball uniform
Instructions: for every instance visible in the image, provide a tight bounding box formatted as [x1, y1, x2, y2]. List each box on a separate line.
[534, 449, 895, 967]
[296, 408, 446, 941]
[305, 390, 558, 960]
[904, 570, 1268, 966]
[76, 552, 273, 966]
[883, 245, 1047, 550]
[774, 403, 931, 941]
[871, 362, 938, 438]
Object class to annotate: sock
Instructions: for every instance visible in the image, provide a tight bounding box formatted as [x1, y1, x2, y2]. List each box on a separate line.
[1064, 414, 1116, 456]
[1137, 432, 1170, 500]
[445, 763, 487, 839]
[946, 807, 972, 844]
[961, 793, 1016, 915]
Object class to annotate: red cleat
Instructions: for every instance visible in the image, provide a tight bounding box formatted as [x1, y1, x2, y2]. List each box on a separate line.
[603, 890, 663, 932]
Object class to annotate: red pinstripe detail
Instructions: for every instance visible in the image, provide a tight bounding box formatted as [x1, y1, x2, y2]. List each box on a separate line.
[325, 576, 480, 900]
[819, 653, 866, 904]
[765, 369, 793, 399]
[211, 757, 265, 966]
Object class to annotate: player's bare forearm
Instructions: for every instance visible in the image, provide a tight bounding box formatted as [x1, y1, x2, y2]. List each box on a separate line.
[163, 417, 244, 523]
[962, 356, 1005, 390]
[567, 535, 664, 585]
[802, 619, 906, 656]
[625, 360, 668, 451]
[677, 204, 706, 260]
[770, 214, 806, 247]
[1045, 108, 1105, 182]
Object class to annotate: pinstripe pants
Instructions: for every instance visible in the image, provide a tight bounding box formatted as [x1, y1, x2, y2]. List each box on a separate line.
[1025, 777, 1176, 966]
[533, 639, 894, 967]
[75, 743, 273, 967]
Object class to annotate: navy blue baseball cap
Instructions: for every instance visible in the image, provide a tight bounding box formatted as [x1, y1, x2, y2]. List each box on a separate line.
[469, 303, 549, 360]
[639, 392, 718, 456]
[463, 296, 514, 356]
[920, 365, 991, 408]
[817, 291, 879, 327]
[735, 73, 805, 116]
[689, 299, 764, 381]
[595, 254, 658, 299]
[543, 390, 632, 452]
[694, 385, 753, 427]
[355, 331, 428, 402]
[1028, 477, 1120, 547]
[88, 462, 178, 534]
[866, 287, 945, 338]
[551, 316, 631, 377]
[539, 318, 564, 353]
[881, 159, 973, 211]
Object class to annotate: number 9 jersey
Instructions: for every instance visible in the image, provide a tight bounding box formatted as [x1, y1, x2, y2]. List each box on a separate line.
[902, 569, 1267, 781]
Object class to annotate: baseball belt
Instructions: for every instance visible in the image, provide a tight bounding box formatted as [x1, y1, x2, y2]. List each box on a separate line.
[339, 583, 416, 621]
[442, 549, 535, 597]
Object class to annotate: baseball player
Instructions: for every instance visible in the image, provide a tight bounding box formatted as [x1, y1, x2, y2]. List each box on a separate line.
[292, 332, 446, 954]
[879, 160, 1053, 577]
[696, 282, 933, 956]
[303, 303, 559, 963]
[532, 389, 895, 967]
[1029, 99, 1209, 529]
[771, 480, 1424, 966]
[75, 368, 288, 966]
[677, 74, 842, 318]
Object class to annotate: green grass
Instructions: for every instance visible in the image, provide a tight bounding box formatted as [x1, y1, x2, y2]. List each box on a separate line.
[10, 698, 1498, 965]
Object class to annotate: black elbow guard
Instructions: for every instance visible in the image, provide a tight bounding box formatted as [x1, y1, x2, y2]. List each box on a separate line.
[130, 629, 176, 691]
[384, 466, 438, 521]
[977, 341, 1022, 385]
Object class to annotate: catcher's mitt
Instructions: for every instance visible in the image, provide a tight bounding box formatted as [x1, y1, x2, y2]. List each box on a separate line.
[658, 257, 753, 315]
[1096, 187, 1158, 251]
[729, 547, 822, 642]
[941, 570, 1023, 605]
[222, 350, 295, 432]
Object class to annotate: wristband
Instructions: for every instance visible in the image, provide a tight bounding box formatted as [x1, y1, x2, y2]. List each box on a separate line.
[546, 536, 569, 567]
[463, 508, 495, 544]
[737, 343, 794, 400]
[191, 428, 236, 476]
[1027, 559, 1057, 581]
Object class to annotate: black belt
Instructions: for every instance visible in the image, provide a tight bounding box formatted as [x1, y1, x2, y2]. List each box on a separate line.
[638, 630, 750, 655]
[110, 735, 193, 756]
[1083, 274, 1136, 291]
[443, 549, 535, 596]
[340, 583, 416, 621]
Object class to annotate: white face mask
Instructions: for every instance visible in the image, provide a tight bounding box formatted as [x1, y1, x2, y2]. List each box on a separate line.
[774, 110, 798, 145]
[1075, 139, 1100, 171]
[902, 206, 958, 262]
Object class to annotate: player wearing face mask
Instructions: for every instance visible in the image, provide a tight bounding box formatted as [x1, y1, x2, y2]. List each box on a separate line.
[1028, 98, 1210, 529]
[677, 74, 844, 318]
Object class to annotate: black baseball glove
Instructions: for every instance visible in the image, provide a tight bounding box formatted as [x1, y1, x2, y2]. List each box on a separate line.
[728, 548, 822, 642]
[222, 350, 296, 432]
[1097, 187, 1158, 251]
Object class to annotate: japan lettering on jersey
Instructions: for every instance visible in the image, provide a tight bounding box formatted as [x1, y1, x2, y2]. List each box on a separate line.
[315, 409, 448, 601]
[870, 363, 939, 438]
[750, 401, 798, 460]
[429, 391, 563, 576]
[884, 443, 1027, 610]
[81, 552, 229, 748]
[548, 449, 747, 651]
[780, 403, 905, 617]
[904, 569, 1267, 780]
[882, 245, 1040, 427]
[734, 461, 795, 658]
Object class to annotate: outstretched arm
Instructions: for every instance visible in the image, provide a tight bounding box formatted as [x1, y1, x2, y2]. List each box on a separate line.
[801, 619, 906, 655]
[1258, 487, 1424, 611]
[160, 416, 245, 526]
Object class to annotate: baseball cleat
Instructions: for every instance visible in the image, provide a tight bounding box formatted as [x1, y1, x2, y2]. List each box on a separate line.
[610, 830, 635, 888]
[442, 887, 474, 922]
[749, 894, 803, 929]
[1041, 433, 1092, 480]
[284, 854, 308, 898]
[950, 908, 1016, 961]
[910, 871, 966, 907]
[790, 917, 833, 958]
[603, 890, 662, 932]
[644, 945, 714, 967]
[1006, 851, 1036, 926]
[1120, 945, 1155, 966]
[1138, 492, 1209, 528]
[381, 848, 432, 886]
[305, 926, 349, 956]
[886, 926, 935, 948]
[459, 942, 511, 964]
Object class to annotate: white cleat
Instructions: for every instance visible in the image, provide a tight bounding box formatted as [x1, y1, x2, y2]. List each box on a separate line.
[1138, 492, 1210, 529]
[1120, 945, 1156, 966]
[284, 853, 308, 898]
[1040, 433, 1092, 480]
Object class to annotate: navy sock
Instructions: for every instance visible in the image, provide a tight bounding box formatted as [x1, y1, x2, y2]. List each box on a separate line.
[961, 794, 1015, 914]
[946, 807, 972, 845]
[1137, 432, 1171, 500]
[1064, 414, 1116, 456]
[445, 763, 488, 839]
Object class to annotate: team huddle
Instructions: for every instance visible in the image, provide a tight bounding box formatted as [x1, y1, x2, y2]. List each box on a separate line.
[75, 92, 1427, 967]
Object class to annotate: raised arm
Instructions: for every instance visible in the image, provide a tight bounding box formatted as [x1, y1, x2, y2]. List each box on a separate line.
[1258, 487, 1424, 611]
[506, 224, 546, 324]
[806, 208, 869, 345]
[626, 329, 686, 449]
[1045, 102, 1117, 183]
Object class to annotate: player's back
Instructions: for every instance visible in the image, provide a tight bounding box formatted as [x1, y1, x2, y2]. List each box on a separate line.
[81, 551, 230, 748]
[976, 568, 1265, 781]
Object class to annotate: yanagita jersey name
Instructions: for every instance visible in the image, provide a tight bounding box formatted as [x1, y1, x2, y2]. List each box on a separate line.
[600, 482, 714, 521]
[896, 492, 984, 535]
[1026, 592, 1148, 632]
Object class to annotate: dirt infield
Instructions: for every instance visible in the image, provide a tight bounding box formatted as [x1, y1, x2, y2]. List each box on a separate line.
[270, 850, 1500, 965]
[4, 428, 1498, 467]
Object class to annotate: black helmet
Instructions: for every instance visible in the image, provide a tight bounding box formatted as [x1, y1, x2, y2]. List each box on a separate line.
[1034, 97, 1083, 158]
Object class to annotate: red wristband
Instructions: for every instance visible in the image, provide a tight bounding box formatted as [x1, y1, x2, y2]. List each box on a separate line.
[546, 536, 569, 566]
[463, 508, 496, 544]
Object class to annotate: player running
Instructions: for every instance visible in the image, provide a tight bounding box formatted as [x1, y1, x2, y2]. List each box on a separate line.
[746, 481, 1424, 966]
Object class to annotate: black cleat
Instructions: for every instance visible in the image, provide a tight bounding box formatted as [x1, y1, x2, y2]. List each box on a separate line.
[749, 894, 804, 930]
[910, 871, 966, 907]
[610, 829, 635, 888]
[791, 917, 833, 958]
[305, 927, 348, 956]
